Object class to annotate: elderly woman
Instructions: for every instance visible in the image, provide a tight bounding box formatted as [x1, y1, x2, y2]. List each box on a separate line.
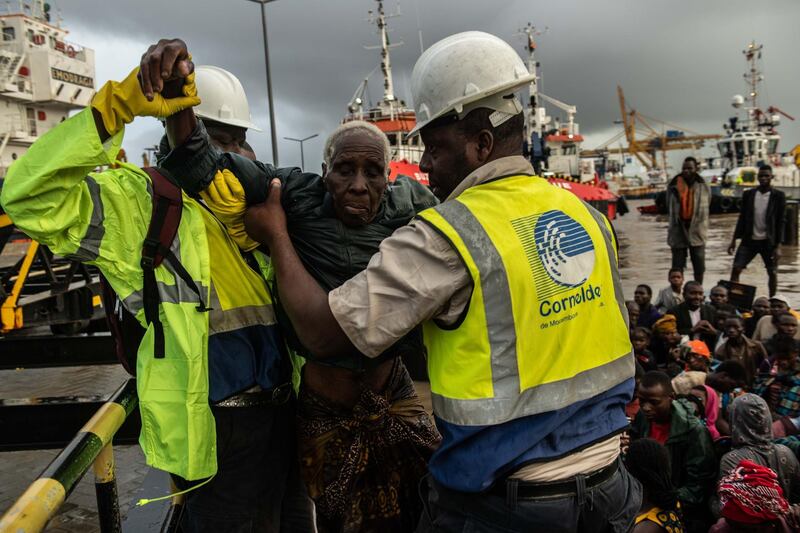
[714, 393, 800, 516]
[183, 120, 441, 532]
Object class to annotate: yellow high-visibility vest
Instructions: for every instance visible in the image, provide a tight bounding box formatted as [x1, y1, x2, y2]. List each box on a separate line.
[417, 174, 633, 427]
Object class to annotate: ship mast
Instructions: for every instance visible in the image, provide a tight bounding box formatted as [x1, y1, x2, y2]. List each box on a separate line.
[521, 23, 544, 139]
[742, 41, 763, 130]
[375, 1, 395, 103]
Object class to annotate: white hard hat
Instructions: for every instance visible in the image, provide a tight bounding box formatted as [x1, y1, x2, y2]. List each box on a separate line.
[194, 65, 262, 131]
[408, 31, 535, 136]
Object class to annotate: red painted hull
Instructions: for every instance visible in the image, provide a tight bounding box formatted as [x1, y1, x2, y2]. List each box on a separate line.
[388, 162, 618, 220]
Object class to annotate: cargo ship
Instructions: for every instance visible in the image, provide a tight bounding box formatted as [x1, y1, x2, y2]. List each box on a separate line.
[0, 0, 102, 335]
[0, 0, 95, 177]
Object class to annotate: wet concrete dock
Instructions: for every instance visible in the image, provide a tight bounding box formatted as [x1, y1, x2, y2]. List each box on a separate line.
[0, 198, 797, 531]
[616, 199, 800, 299]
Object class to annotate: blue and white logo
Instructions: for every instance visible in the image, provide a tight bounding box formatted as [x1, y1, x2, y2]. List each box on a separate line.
[533, 211, 596, 289]
[511, 209, 598, 312]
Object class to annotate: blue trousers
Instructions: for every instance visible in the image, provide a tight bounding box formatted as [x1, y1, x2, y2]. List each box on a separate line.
[416, 459, 642, 533]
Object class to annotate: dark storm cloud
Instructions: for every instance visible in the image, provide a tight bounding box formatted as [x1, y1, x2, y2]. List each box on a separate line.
[61, 0, 799, 169]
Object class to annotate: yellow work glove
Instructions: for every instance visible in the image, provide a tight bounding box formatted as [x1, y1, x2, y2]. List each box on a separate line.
[200, 169, 260, 252]
[91, 66, 200, 136]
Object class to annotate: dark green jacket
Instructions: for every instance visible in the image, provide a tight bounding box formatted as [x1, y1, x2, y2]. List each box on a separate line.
[632, 398, 716, 506]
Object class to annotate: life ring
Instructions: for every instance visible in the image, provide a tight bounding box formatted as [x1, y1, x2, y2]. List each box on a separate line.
[719, 197, 734, 212]
[66, 45, 76, 58]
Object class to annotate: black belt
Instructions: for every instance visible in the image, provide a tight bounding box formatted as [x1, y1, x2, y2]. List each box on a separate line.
[214, 382, 293, 408]
[490, 459, 619, 500]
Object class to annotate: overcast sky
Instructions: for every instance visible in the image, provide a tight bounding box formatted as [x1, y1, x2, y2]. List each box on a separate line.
[60, 0, 799, 173]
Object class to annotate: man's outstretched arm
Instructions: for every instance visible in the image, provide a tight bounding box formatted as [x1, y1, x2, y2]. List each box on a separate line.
[246, 179, 357, 359]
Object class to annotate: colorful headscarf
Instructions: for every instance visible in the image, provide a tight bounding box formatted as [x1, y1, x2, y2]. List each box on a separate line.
[686, 340, 710, 358]
[653, 314, 678, 335]
[718, 459, 789, 524]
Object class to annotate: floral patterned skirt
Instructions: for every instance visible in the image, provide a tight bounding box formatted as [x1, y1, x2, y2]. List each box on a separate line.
[297, 358, 441, 533]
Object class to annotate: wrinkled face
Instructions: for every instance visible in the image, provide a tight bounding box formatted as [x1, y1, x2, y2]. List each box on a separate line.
[777, 315, 798, 337]
[724, 318, 744, 340]
[771, 300, 790, 315]
[710, 287, 728, 305]
[684, 284, 705, 310]
[634, 286, 651, 306]
[206, 123, 250, 157]
[638, 384, 673, 423]
[419, 121, 475, 201]
[687, 352, 709, 372]
[668, 271, 683, 290]
[682, 159, 697, 176]
[631, 332, 649, 353]
[323, 130, 388, 227]
[752, 298, 770, 318]
[757, 168, 774, 187]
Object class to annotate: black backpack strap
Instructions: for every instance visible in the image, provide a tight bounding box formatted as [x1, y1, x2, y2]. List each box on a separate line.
[140, 167, 211, 359]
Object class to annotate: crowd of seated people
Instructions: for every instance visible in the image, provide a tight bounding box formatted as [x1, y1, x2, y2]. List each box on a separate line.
[623, 276, 800, 532]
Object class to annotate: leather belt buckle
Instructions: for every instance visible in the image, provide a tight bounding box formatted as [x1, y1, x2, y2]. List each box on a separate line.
[493, 459, 619, 500]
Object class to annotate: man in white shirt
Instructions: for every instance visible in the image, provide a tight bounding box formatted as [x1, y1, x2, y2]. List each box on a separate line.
[728, 165, 786, 296]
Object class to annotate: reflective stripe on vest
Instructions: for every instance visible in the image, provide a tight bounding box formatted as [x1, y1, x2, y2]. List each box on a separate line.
[418, 174, 633, 427]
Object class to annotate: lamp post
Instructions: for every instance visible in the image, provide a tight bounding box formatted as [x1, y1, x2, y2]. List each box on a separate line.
[245, 0, 279, 165]
[283, 134, 319, 170]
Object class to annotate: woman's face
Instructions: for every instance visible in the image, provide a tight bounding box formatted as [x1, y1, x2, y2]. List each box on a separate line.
[323, 130, 388, 227]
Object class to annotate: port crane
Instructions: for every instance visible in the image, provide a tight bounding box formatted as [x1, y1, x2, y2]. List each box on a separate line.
[583, 86, 722, 171]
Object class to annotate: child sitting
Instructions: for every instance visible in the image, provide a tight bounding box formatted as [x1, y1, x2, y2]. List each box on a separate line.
[632, 327, 658, 372]
[654, 268, 684, 314]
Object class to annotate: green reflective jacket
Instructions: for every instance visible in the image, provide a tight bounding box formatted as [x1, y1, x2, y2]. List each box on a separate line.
[1, 108, 217, 480]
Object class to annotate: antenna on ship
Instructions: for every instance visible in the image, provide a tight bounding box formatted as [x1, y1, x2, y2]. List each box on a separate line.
[742, 40, 763, 130]
[516, 23, 548, 139]
[366, 0, 403, 114]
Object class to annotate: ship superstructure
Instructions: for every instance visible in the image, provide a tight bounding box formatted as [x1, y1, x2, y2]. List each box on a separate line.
[342, 0, 426, 184]
[0, 0, 95, 177]
[705, 41, 799, 202]
[520, 23, 594, 182]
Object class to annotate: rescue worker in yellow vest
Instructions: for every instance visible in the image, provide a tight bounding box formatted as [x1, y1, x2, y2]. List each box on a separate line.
[1, 46, 313, 532]
[230, 31, 641, 532]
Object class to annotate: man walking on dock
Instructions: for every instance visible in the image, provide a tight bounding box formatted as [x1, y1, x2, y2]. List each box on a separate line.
[728, 164, 785, 296]
[667, 157, 710, 283]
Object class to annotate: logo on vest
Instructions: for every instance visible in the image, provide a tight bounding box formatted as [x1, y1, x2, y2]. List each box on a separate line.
[511, 210, 598, 321]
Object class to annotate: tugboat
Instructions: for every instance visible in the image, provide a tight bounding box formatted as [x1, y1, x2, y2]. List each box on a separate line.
[704, 41, 799, 213]
[342, 0, 426, 185]
[519, 23, 621, 219]
[343, 6, 620, 219]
